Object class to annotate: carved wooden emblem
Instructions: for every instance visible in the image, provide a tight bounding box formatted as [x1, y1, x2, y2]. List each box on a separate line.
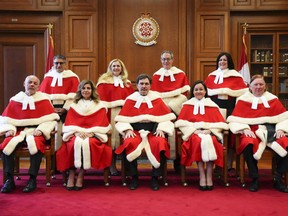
[132, 13, 160, 46]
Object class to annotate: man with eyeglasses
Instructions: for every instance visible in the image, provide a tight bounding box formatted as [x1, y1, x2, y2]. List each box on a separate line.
[39, 55, 80, 151]
[151, 50, 190, 172]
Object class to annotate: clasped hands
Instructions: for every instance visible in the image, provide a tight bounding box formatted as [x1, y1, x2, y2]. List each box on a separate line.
[5, 130, 43, 137]
[74, 132, 94, 139]
[124, 129, 165, 139]
[242, 129, 286, 139]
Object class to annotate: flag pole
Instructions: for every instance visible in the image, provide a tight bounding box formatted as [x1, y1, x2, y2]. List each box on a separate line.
[47, 23, 53, 36]
[45, 23, 54, 73]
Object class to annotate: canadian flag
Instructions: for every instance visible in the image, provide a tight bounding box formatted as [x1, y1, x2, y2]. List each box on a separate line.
[238, 33, 250, 84]
[45, 35, 54, 73]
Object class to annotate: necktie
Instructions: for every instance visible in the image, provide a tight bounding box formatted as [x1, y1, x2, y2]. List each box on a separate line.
[159, 69, 176, 82]
[134, 96, 153, 109]
[251, 96, 270, 109]
[22, 95, 35, 110]
[214, 68, 224, 84]
[193, 99, 205, 115]
[113, 76, 124, 88]
[51, 72, 63, 87]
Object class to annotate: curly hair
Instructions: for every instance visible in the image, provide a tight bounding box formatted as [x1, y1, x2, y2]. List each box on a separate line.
[215, 52, 235, 70]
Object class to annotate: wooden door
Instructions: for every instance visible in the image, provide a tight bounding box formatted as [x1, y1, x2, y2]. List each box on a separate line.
[0, 32, 45, 112]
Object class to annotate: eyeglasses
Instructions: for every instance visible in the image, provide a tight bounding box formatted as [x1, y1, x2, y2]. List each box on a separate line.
[54, 62, 65, 65]
[161, 58, 172, 61]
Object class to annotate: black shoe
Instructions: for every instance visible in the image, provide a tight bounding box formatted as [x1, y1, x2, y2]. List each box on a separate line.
[151, 176, 159, 191]
[1, 179, 16, 193]
[75, 186, 83, 191]
[199, 185, 207, 191]
[129, 175, 138, 190]
[23, 178, 37, 193]
[249, 178, 259, 192]
[66, 186, 75, 191]
[206, 185, 214, 191]
[273, 178, 288, 193]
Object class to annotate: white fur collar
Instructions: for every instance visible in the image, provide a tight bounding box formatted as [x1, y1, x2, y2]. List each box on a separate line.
[209, 69, 243, 78]
[237, 91, 277, 104]
[183, 97, 219, 108]
[11, 91, 50, 103]
[126, 91, 161, 102]
[154, 66, 184, 75]
[44, 69, 79, 78]
[70, 100, 107, 116]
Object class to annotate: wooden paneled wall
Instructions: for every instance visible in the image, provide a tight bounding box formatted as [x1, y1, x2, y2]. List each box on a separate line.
[0, 0, 288, 111]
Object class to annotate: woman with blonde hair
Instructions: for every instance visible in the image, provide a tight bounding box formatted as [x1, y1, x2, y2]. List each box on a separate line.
[97, 59, 135, 175]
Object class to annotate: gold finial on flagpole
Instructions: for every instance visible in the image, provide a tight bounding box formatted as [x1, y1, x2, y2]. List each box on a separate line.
[47, 23, 53, 35]
[241, 23, 248, 35]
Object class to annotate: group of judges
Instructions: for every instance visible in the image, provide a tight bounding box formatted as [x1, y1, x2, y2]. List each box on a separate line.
[1, 51, 288, 194]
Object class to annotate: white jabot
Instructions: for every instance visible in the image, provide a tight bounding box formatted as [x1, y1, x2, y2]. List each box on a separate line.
[22, 95, 35, 110]
[113, 75, 124, 88]
[214, 68, 225, 84]
[251, 96, 270, 109]
[51, 72, 63, 87]
[159, 69, 176, 82]
[193, 99, 205, 115]
[134, 96, 153, 109]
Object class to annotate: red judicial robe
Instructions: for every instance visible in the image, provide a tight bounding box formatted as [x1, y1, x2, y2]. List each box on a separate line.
[97, 76, 135, 149]
[39, 69, 79, 108]
[205, 69, 248, 97]
[151, 66, 190, 114]
[175, 97, 228, 167]
[0, 91, 59, 155]
[227, 91, 288, 160]
[56, 100, 112, 171]
[114, 91, 176, 168]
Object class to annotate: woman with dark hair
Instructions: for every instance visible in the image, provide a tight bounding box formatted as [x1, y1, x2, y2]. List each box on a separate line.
[57, 80, 112, 190]
[227, 74, 288, 193]
[175, 81, 228, 191]
[204, 52, 248, 176]
[97, 59, 135, 176]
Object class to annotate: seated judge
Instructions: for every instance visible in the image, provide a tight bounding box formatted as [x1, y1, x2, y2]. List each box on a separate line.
[56, 80, 112, 191]
[175, 81, 228, 191]
[115, 74, 176, 191]
[0, 75, 59, 193]
[227, 74, 288, 193]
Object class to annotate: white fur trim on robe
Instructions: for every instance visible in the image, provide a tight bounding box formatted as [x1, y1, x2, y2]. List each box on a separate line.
[3, 131, 26, 155]
[198, 134, 217, 162]
[175, 119, 228, 141]
[73, 136, 93, 169]
[126, 130, 161, 168]
[163, 94, 187, 115]
[268, 141, 288, 157]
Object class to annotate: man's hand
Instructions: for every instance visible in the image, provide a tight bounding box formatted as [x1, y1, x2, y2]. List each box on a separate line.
[124, 130, 136, 139]
[154, 129, 165, 138]
[243, 129, 256, 138]
[275, 130, 286, 139]
[33, 130, 43, 136]
[5, 130, 15, 137]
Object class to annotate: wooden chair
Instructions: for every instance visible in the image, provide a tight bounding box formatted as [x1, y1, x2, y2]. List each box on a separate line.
[120, 136, 168, 187]
[179, 129, 229, 187]
[1, 131, 56, 187]
[235, 134, 288, 187]
[60, 133, 111, 187]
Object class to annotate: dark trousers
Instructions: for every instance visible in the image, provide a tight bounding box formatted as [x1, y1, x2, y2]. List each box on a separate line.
[243, 144, 288, 179]
[2, 151, 43, 179]
[125, 151, 166, 177]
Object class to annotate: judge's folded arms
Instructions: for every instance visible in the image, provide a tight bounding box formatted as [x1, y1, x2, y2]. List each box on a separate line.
[227, 74, 288, 193]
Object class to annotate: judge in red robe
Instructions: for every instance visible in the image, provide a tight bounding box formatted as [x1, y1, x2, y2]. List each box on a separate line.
[151, 50, 190, 115]
[204, 52, 248, 176]
[115, 74, 176, 190]
[97, 59, 134, 175]
[39, 55, 80, 150]
[0, 75, 59, 193]
[227, 74, 288, 193]
[56, 80, 112, 191]
[175, 80, 228, 190]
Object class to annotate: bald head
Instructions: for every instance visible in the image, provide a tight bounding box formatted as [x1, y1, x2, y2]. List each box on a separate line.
[24, 75, 40, 96]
